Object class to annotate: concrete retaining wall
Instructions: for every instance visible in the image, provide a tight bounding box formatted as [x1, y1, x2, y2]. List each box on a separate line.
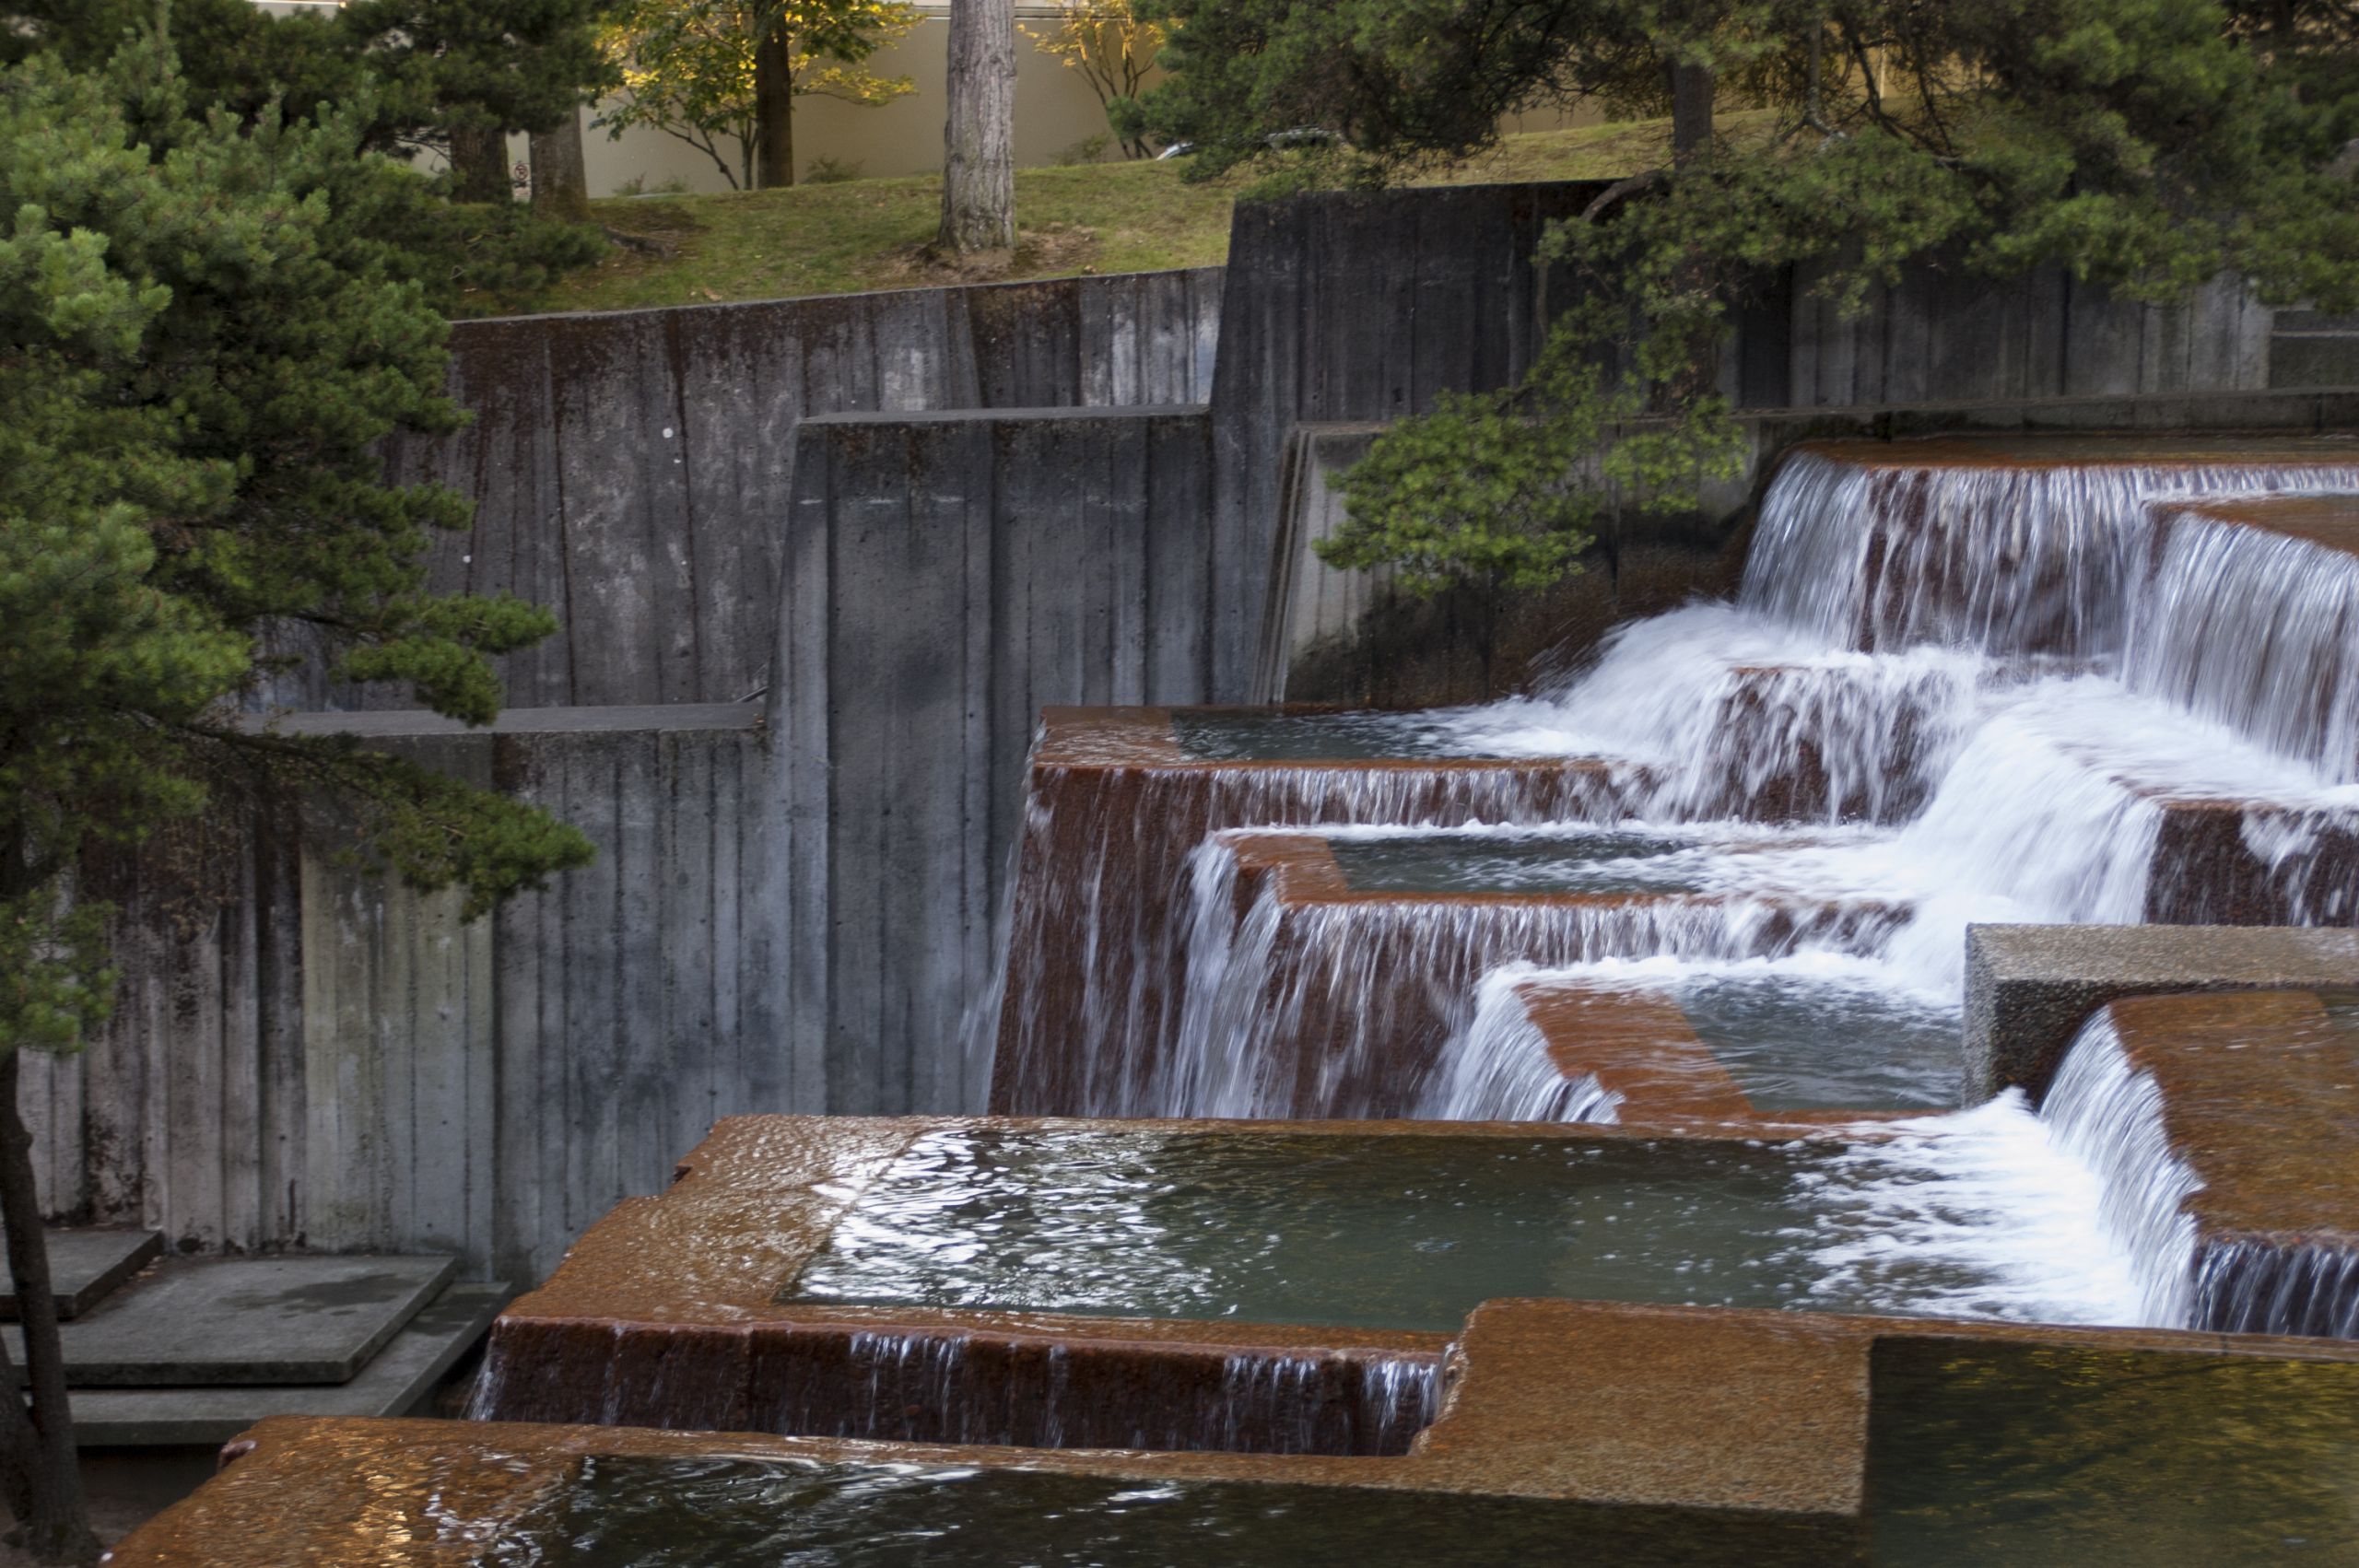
[25, 708, 775, 1284]
[35, 407, 1220, 1280]
[770, 407, 1221, 1117]
[276, 269, 1224, 713]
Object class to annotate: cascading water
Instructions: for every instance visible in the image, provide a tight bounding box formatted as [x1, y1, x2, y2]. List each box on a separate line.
[2032, 1012, 2204, 1327]
[469, 1321, 1443, 1457]
[1419, 969, 1622, 1124]
[992, 440, 2359, 1333]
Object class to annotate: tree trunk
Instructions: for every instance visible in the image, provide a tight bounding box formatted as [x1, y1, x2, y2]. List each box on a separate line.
[449, 124, 513, 204]
[938, 0, 1015, 253]
[529, 111, 593, 224]
[0, 843, 97, 1565]
[754, 22, 796, 188]
[0, 1049, 94, 1565]
[1670, 60, 1715, 159]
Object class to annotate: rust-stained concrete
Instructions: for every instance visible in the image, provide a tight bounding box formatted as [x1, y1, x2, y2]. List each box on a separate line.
[102, 1301, 2359, 1564]
[2107, 990, 2359, 1243]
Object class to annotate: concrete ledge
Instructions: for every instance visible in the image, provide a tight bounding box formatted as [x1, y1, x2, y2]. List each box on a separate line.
[1963, 924, 2359, 1098]
[264, 703, 764, 737]
[796, 404, 1209, 427]
[0, 1230, 161, 1321]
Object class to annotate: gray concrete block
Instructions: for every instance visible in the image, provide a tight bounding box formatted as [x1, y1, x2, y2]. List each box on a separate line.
[1964, 924, 2359, 1100]
[2270, 333, 2359, 390]
[0, 1230, 161, 1321]
[65, 1283, 508, 1448]
[6, 1256, 457, 1387]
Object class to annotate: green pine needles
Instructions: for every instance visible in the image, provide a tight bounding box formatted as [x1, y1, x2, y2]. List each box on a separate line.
[0, 35, 593, 1056]
[1155, 0, 2359, 610]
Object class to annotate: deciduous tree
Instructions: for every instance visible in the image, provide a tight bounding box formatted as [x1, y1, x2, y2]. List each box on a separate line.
[595, 0, 917, 189]
[1021, 0, 1168, 158]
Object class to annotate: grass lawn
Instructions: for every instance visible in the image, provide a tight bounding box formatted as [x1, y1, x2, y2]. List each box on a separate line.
[489, 116, 1722, 319]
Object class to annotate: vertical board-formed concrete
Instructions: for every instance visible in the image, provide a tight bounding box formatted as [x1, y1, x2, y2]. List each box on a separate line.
[774, 407, 1219, 1117]
[325, 269, 1225, 715]
[23, 710, 779, 1285]
[1210, 184, 1611, 700]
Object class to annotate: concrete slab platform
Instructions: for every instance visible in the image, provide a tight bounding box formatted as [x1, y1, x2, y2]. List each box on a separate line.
[1963, 923, 2359, 1098]
[65, 1284, 508, 1448]
[0, 1230, 161, 1320]
[5, 1256, 457, 1387]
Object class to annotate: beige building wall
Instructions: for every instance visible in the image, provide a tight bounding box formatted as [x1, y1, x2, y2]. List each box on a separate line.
[581, 5, 1155, 196]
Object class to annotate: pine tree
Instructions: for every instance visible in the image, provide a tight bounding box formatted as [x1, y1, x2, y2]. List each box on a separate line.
[0, 38, 592, 1562]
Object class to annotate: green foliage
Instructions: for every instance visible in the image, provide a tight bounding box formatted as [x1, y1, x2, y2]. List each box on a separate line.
[0, 38, 593, 1057]
[1207, 0, 2359, 602]
[1023, 0, 1168, 158]
[804, 155, 864, 183]
[596, 0, 918, 189]
[3, 0, 613, 313]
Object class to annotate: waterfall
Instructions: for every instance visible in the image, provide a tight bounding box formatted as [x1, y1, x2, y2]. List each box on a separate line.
[2127, 499, 2359, 779]
[998, 439, 2359, 1132]
[2191, 1238, 2359, 1340]
[2036, 1011, 2204, 1327]
[1738, 445, 2359, 657]
[471, 1320, 1442, 1457]
[990, 755, 1628, 1117]
[1144, 835, 1903, 1121]
[1414, 968, 1623, 1124]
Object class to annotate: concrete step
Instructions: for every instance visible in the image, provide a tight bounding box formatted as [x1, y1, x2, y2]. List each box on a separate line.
[66, 1282, 509, 1448]
[0, 1229, 162, 1320]
[5, 1254, 457, 1387]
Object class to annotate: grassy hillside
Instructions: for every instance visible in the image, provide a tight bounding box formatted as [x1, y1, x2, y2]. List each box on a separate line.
[489, 118, 1711, 319]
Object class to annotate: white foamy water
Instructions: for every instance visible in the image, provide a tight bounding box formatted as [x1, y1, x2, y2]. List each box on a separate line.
[1794, 1092, 2153, 1326]
[1028, 446, 2359, 1328]
[2036, 1012, 2204, 1326]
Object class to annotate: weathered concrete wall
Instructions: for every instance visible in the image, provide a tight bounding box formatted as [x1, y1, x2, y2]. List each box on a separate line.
[1210, 183, 1615, 699]
[276, 269, 1223, 713]
[39, 407, 1220, 1281]
[770, 407, 1220, 1117]
[23, 708, 776, 1285]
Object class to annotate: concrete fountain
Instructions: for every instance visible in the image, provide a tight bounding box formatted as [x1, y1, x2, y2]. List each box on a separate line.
[101, 436, 2359, 1561]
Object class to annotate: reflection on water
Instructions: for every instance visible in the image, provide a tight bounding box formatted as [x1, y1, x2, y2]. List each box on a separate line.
[786, 1127, 2146, 1331]
[1327, 831, 1700, 895]
[1677, 972, 1963, 1111]
[1172, 711, 1472, 762]
[469, 1339, 2359, 1568]
[475, 1456, 1753, 1568]
[1867, 1339, 2359, 1564]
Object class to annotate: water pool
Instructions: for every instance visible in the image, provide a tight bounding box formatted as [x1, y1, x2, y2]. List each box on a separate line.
[786, 1126, 2140, 1331]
